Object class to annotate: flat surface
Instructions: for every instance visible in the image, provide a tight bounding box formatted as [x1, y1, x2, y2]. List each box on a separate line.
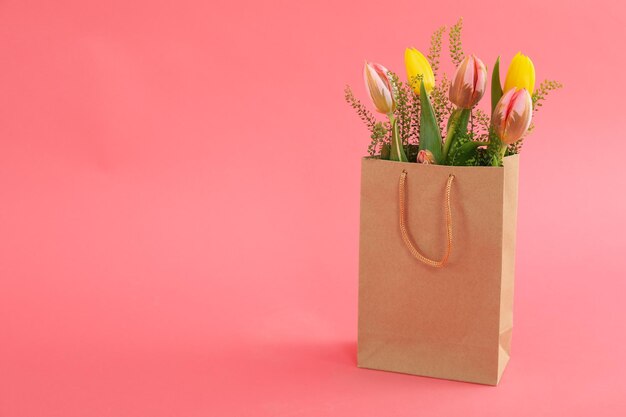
[1, 1, 626, 416]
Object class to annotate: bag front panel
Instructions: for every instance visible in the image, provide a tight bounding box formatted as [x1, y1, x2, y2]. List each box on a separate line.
[358, 158, 510, 385]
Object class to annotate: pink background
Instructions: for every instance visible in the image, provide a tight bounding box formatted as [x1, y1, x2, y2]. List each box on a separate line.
[1, 0, 625, 415]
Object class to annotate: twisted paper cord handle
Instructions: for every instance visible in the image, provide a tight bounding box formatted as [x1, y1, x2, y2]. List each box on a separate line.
[398, 170, 455, 268]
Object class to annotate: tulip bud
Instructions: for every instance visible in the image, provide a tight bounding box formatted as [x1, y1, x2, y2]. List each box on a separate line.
[417, 149, 435, 164]
[363, 62, 395, 115]
[504, 52, 535, 95]
[405, 48, 435, 94]
[491, 87, 533, 145]
[449, 54, 487, 109]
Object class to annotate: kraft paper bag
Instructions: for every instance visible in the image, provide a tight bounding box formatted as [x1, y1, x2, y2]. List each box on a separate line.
[357, 154, 519, 385]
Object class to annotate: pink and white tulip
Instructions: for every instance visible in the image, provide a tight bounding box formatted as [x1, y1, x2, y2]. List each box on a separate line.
[363, 62, 395, 115]
[449, 54, 487, 109]
[491, 87, 533, 144]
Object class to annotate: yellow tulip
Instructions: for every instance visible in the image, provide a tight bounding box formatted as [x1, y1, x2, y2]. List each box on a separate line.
[405, 48, 435, 94]
[503, 52, 535, 95]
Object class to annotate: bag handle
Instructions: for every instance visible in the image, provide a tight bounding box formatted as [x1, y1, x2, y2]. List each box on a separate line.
[398, 170, 455, 268]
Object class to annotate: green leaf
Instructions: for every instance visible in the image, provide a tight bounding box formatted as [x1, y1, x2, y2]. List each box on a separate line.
[380, 143, 390, 160]
[486, 134, 505, 167]
[418, 82, 443, 163]
[447, 140, 480, 166]
[455, 108, 471, 137]
[491, 56, 503, 116]
[406, 144, 419, 162]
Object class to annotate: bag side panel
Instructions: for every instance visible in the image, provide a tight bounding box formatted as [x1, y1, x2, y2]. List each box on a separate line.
[497, 155, 520, 383]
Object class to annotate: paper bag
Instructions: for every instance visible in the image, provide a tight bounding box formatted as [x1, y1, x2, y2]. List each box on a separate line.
[357, 155, 519, 385]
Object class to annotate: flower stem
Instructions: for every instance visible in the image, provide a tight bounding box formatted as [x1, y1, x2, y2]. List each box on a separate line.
[441, 108, 470, 163]
[388, 113, 408, 162]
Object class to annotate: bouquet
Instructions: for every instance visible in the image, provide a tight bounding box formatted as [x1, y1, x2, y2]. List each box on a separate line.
[345, 18, 561, 167]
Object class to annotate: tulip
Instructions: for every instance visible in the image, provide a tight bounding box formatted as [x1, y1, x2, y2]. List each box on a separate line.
[363, 62, 395, 115]
[491, 87, 533, 145]
[405, 48, 435, 94]
[504, 52, 535, 95]
[417, 150, 435, 164]
[449, 54, 487, 109]
[363, 61, 408, 162]
[441, 55, 486, 163]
